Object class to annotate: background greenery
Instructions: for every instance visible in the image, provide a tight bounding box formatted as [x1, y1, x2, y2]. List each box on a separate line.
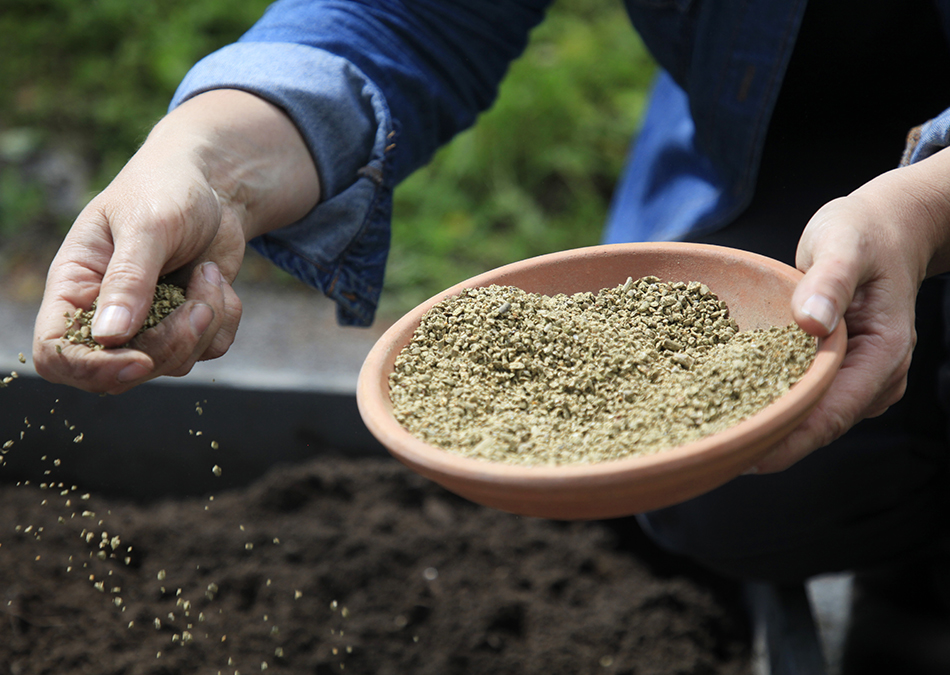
[0, 0, 656, 318]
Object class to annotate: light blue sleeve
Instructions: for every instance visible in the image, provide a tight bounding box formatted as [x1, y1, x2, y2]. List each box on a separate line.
[901, 108, 950, 166]
[170, 43, 395, 327]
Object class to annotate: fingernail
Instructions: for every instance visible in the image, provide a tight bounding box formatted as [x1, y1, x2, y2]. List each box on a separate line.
[741, 466, 759, 476]
[800, 294, 838, 333]
[189, 303, 214, 335]
[202, 261, 222, 285]
[92, 304, 132, 338]
[117, 362, 150, 383]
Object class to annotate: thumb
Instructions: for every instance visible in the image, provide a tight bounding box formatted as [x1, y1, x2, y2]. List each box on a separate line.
[792, 208, 863, 337]
[91, 235, 166, 347]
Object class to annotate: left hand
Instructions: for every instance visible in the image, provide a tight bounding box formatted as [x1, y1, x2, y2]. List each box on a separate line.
[751, 146, 950, 473]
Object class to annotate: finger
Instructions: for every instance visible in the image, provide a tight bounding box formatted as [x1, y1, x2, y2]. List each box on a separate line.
[32, 216, 138, 392]
[32, 341, 155, 395]
[198, 278, 242, 362]
[90, 225, 168, 348]
[166, 260, 238, 372]
[792, 205, 864, 337]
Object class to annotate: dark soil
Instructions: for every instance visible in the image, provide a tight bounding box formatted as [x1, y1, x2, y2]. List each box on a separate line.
[0, 454, 751, 675]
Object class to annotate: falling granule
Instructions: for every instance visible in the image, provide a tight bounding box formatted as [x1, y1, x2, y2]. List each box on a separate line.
[294, 590, 303, 600]
[212, 465, 222, 477]
[157, 570, 166, 581]
[73, 433, 84, 444]
[18, 353, 26, 364]
[211, 440, 219, 450]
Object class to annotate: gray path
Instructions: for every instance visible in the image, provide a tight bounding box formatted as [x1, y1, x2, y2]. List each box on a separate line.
[0, 281, 392, 393]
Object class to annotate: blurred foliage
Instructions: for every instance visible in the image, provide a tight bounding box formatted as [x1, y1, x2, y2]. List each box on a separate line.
[383, 0, 656, 315]
[0, 0, 656, 313]
[0, 0, 271, 186]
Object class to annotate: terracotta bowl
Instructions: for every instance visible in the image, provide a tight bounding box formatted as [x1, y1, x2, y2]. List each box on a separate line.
[357, 243, 847, 520]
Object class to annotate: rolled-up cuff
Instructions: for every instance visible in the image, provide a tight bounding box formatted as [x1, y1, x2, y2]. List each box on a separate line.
[170, 42, 396, 326]
[901, 108, 950, 166]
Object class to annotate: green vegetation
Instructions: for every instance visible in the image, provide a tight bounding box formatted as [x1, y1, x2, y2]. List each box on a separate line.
[0, 0, 272, 243]
[385, 0, 655, 315]
[0, 0, 656, 315]
[0, 0, 271, 185]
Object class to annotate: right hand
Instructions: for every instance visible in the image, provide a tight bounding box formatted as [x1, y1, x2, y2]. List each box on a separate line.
[32, 89, 320, 394]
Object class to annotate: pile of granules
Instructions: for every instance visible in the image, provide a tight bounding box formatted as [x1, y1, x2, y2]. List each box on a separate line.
[389, 277, 816, 465]
[62, 282, 186, 350]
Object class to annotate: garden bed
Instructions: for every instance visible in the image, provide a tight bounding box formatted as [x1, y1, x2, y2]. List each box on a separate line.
[0, 451, 750, 674]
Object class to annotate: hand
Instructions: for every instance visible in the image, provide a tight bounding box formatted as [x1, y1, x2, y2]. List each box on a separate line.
[32, 90, 320, 394]
[750, 147, 950, 472]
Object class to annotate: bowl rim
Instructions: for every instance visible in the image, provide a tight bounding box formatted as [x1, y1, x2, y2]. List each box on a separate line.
[357, 242, 847, 487]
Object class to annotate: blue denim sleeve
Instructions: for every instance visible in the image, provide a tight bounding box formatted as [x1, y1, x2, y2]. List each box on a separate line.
[169, 0, 549, 326]
[901, 108, 950, 166]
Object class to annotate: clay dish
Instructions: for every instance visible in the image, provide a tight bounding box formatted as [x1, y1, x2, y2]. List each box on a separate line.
[357, 243, 847, 520]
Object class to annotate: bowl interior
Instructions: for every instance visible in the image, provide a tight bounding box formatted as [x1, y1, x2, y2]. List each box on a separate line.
[357, 243, 846, 519]
[455, 243, 796, 331]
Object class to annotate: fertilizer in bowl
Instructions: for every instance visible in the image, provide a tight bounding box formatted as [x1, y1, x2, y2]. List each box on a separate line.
[389, 276, 816, 466]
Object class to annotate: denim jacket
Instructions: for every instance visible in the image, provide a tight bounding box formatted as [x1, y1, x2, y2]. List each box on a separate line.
[171, 0, 950, 326]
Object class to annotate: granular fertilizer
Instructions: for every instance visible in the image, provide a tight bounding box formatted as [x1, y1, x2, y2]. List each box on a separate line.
[62, 282, 186, 349]
[390, 277, 816, 465]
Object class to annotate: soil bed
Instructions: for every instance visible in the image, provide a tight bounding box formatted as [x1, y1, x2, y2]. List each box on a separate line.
[0, 453, 751, 674]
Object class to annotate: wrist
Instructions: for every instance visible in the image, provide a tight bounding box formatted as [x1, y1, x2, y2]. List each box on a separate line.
[846, 150, 950, 284]
[149, 89, 321, 243]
